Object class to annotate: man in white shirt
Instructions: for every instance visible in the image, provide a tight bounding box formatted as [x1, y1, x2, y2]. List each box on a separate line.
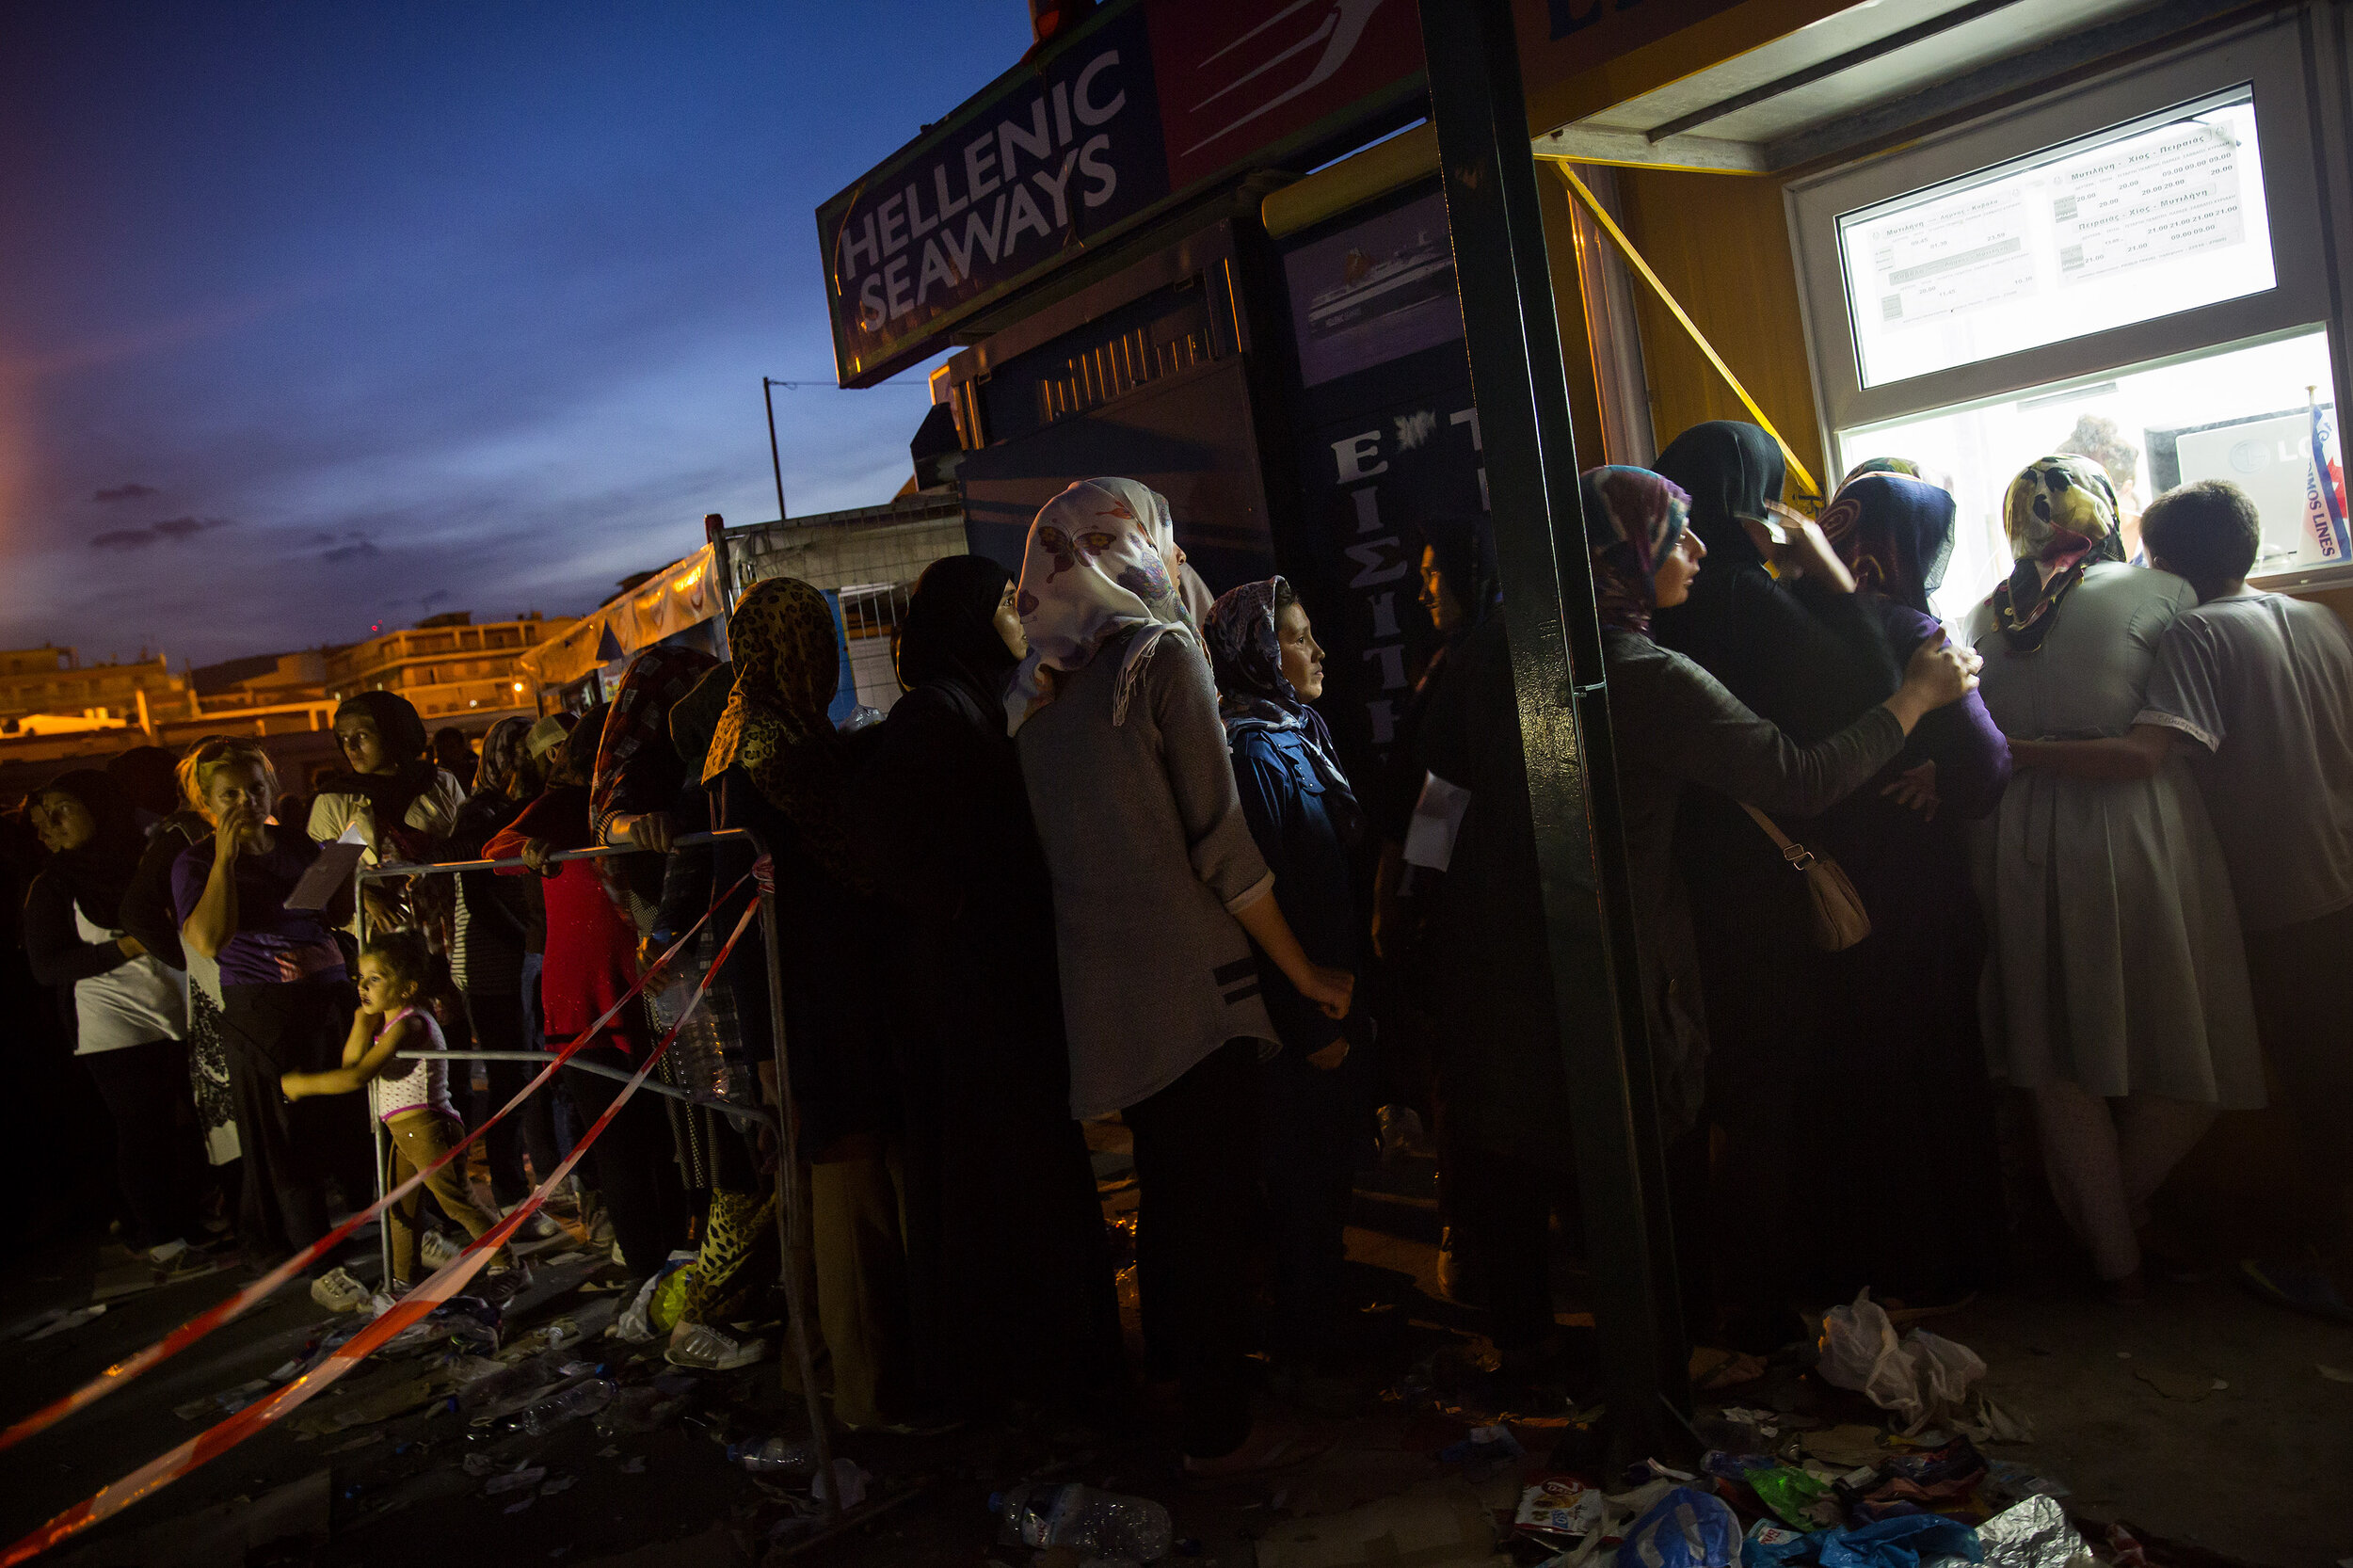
[2131, 481, 2353, 1322]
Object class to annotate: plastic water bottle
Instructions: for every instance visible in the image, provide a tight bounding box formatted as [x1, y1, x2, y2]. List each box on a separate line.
[514, 1376, 616, 1436]
[991, 1484, 1173, 1561]
[728, 1437, 820, 1478]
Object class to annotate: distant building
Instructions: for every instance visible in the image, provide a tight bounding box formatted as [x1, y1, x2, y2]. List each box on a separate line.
[324, 612, 576, 722]
[0, 646, 188, 732]
[191, 648, 332, 712]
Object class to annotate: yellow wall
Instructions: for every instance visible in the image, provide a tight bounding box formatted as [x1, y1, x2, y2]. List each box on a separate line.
[1607, 168, 1830, 503]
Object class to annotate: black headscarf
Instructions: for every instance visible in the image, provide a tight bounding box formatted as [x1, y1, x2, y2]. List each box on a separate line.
[317, 690, 439, 826]
[105, 746, 180, 824]
[37, 769, 144, 928]
[1649, 421, 1785, 576]
[894, 554, 1020, 731]
[1418, 514, 1501, 634]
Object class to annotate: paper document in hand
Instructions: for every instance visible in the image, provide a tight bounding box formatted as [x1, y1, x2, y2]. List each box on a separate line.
[284, 841, 364, 912]
[1401, 772, 1472, 872]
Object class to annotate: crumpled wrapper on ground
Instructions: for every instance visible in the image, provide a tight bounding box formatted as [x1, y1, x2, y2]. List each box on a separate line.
[1975, 1496, 2091, 1568]
[1817, 1289, 1988, 1431]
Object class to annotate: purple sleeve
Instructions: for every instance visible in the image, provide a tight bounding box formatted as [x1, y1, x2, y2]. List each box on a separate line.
[1875, 601, 2011, 820]
[169, 844, 210, 931]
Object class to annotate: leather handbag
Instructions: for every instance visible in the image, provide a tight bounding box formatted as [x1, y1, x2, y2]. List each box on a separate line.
[1740, 804, 1872, 952]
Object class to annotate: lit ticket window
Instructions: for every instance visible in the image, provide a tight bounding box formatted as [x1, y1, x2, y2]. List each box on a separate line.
[1836, 88, 2276, 391]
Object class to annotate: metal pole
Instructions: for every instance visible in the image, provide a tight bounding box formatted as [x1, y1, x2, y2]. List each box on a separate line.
[745, 831, 838, 1524]
[762, 378, 789, 523]
[1417, 0, 1690, 1456]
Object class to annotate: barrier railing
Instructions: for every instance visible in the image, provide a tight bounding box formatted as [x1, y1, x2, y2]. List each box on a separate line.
[357, 828, 835, 1521]
[1, 827, 839, 1561]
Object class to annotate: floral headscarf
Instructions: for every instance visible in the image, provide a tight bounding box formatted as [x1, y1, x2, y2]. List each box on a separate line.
[1005, 476, 1196, 734]
[592, 644, 720, 841]
[1986, 454, 2123, 653]
[1817, 471, 1957, 618]
[703, 578, 870, 890]
[1204, 578, 1305, 736]
[1581, 466, 1692, 633]
[472, 716, 533, 800]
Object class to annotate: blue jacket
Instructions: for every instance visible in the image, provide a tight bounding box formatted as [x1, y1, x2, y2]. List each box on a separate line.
[1229, 724, 1356, 1055]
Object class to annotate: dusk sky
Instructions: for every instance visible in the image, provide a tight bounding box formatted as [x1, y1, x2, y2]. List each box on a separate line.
[0, 3, 1030, 668]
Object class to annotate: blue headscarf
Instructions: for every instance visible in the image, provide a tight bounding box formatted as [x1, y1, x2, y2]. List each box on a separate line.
[1817, 470, 1957, 617]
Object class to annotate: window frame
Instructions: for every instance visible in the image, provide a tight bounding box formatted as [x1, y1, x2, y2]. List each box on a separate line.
[1785, 9, 2352, 585]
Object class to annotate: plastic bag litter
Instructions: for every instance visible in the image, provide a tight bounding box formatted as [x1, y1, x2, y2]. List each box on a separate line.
[1975, 1496, 2086, 1568]
[380, 1296, 502, 1357]
[1616, 1486, 1739, 1568]
[1748, 1466, 1833, 1529]
[1745, 1520, 1816, 1568]
[613, 1254, 695, 1344]
[1817, 1290, 1986, 1430]
[483, 1466, 547, 1496]
[1816, 1513, 1981, 1568]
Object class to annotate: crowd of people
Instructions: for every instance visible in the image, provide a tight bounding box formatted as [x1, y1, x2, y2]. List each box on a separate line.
[5, 422, 2348, 1478]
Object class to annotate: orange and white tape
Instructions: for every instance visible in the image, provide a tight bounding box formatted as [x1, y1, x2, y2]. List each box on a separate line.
[0, 873, 750, 1458]
[2, 896, 761, 1565]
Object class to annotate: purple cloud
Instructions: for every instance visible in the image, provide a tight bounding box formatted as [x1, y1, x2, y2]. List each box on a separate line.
[92, 483, 160, 503]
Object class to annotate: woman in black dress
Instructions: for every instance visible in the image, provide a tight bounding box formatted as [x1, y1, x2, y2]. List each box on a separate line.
[855, 554, 1121, 1418]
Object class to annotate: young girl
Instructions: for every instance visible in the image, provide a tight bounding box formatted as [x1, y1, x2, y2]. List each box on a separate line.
[281, 930, 516, 1296]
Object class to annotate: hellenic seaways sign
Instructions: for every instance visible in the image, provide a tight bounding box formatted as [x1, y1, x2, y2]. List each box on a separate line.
[817, 0, 1425, 387]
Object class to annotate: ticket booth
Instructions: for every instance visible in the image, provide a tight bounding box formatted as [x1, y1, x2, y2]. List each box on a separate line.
[811, 0, 2353, 1453]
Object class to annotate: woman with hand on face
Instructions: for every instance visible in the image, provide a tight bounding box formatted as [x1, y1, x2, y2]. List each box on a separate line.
[24, 769, 203, 1273]
[173, 739, 375, 1301]
[1799, 469, 2013, 1304]
[851, 554, 1122, 1419]
[1010, 478, 1351, 1478]
[1206, 577, 1371, 1368]
[308, 691, 466, 936]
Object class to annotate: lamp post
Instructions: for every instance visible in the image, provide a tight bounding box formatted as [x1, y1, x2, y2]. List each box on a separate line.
[760, 376, 788, 523]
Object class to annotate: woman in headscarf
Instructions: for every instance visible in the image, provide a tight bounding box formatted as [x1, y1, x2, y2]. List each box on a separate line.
[703, 577, 916, 1429]
[488, 708, 690, 1278]
[308, 691, 467, 934]
[1369, 514, 1499, 1301]
[1371, 514, 1498, 964]
[1584, 467, 1982, 1344]
[120, 743, 243, 1188]
[1013, 477, 1350, 1477]
[24, 769, 202, 1271]
[441, 716, 559, 1232]
[849, 553, 1120, 1418]
[1646, 420, 1905, 1348]
[593, 645, 721, 857]
[642, 658, 784, 1372]
[1794, 471, 2013, 1302]
[1206, 576, 1372, 1366]
[1965, 455, 2262, 1302]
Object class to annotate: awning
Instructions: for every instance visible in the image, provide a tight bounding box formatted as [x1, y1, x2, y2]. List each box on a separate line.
[518, 543, 721, 689]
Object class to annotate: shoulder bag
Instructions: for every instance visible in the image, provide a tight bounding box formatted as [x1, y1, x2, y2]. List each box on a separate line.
[1740, 804, 1871, 952]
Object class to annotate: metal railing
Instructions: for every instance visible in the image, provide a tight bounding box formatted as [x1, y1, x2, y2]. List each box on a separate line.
[357, 826, 838, 1520]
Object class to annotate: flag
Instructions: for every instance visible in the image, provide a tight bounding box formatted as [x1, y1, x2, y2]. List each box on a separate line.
[2307, 399, 2350, 562]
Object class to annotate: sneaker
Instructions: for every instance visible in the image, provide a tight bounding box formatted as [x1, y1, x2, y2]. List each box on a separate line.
[311, 1266, 373, 1314]
[420, 1231, 463, 1271]
[500, 1201, 564, 1242]
[666, 1322, 769, 1371]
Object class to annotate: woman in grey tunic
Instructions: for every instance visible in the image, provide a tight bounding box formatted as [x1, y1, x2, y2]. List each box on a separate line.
[1965, 456, 2262, 1299]
[1010, 476, 1351, 1476]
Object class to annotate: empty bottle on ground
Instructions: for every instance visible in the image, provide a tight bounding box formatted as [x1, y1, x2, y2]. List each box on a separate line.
[991, 1484, 1173, 1561]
